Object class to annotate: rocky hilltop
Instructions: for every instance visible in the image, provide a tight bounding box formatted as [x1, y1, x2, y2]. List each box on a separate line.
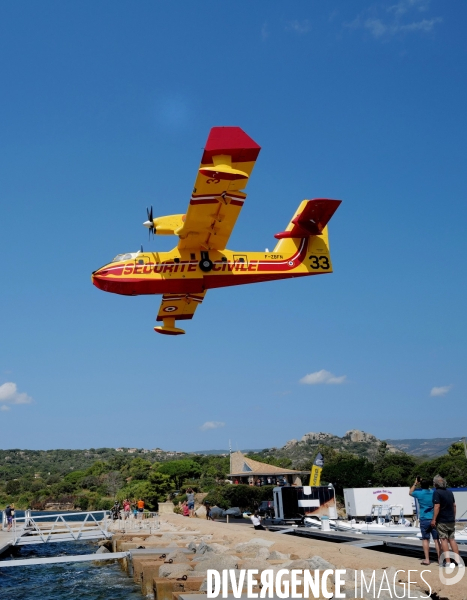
[257, 429, 399, 468]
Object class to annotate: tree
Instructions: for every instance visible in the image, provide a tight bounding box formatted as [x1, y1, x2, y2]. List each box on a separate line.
[413, 455, 467, 488]
[6, 480, 21, 495]
[117, 472, 174, 510]
[373, 453, 417, 487]
[321, 455, 374, 495]
[158, 460, 202, 488]
[85, 461, 110, 476]
[128, 458, 152, 480]
[448, 442, 465, 457]
[105, 471, 123, 497]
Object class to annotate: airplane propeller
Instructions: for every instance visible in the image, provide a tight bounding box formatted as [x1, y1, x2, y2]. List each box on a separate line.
[143, 206, 155, 239]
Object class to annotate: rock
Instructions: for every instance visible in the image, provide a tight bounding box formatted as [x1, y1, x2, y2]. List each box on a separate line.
[187, 541, 197, 552]
[166, 550, 189, 563]
[235, 538, 274, 553]
[196, 541, 209, 555]
[287, 559, 311, 570]
[207, 542, 230, 553]
[308, 556, 336, 570]
[243, 559, 271, 571]
[269, 550, 290, 560]
[301, 432, 335, 443]
[95, 546, 110, 554]
[193, 554, 240, 573]
[159, 563, 193, 578]
[255, 547, 270, 560]
[344, 429, 377, 443]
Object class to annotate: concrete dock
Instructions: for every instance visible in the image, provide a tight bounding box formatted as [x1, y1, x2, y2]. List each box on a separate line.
[0, 526, 23, 555]
[105, 513, 467, 600]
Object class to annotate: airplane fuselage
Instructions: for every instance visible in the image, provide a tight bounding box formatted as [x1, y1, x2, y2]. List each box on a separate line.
[92, 233, 333, 297]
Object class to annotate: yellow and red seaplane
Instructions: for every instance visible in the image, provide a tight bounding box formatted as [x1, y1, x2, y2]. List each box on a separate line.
[92, 127, 341, 335]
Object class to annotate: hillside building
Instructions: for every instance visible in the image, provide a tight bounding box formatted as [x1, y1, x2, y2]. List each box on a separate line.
[228, 451, 307, 486]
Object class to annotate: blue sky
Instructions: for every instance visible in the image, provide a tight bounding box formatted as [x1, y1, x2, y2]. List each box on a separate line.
[1, 1, 466, 450]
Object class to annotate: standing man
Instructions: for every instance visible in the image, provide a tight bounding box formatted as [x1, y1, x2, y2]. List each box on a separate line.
[410, 478, 441, 565]
[431, 475, 460, 567]
[5, 504, 14, 532]
[137, 497, 145, 519]
[186, 488, 195, 517]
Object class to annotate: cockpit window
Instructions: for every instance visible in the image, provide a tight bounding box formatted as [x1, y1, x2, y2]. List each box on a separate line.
[111, 253, 133, 262]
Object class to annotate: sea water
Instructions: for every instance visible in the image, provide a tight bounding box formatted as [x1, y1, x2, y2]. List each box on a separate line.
[0, 539, 144, 600]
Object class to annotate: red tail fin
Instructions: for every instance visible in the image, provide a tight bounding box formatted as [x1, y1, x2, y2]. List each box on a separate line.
[274, 198, 341, 239]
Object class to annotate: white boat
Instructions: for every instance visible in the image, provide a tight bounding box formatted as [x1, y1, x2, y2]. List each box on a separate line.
[335, 504, 420, 537]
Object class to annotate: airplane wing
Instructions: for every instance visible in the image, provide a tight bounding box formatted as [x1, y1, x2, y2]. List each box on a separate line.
[155, 292, 206, 326]
[176, 127, 261, 251]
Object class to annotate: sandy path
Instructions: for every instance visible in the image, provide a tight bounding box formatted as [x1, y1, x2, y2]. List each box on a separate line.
[160, 513, 466, 599]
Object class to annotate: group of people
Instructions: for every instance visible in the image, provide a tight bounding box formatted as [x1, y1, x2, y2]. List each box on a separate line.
[410, 474, 460, 566]
[110, 497, 145, 520]
[233, 477, 285, 486]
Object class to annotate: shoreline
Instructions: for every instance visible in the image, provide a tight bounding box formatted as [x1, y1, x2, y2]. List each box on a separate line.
[108, 512, 466, 599]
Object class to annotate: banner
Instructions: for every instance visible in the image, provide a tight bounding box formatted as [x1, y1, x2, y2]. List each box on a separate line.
[309, 452, 324, 487]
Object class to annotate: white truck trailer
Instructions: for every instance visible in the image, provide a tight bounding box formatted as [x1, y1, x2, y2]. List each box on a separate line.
[451, 488, 467, 521]
[344, 487, 414, 518]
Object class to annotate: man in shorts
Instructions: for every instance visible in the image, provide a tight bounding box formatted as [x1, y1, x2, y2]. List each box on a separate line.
[5, 504, 14, 532]
[186, 488, 195, 517]
[410, 478, 441, 564]
[431, 474, 460, 567]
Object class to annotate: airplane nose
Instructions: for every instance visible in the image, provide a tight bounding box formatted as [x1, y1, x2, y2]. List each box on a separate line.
[92, 267, 110, 290]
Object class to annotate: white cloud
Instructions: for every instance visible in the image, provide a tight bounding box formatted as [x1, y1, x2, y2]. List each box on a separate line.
[430, 385, 453, 397]
[396, 17, 442, 32]
[0, 405, 11, 411]
[300, 369, 347, 385]
[0, 382, 33, 405]
[200, 421, 225, 431]
[346, 1, 441, 39]
[364, 18, 387, 38]
[388, 0, 430, 17]
[286, 20, 311, 35]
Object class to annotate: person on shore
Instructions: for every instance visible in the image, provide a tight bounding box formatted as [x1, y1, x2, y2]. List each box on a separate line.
[123, 499, 131, 519]
[137, 498, 145, 518]
[409, 477, 441, 565]
[205, 501, 211, 520]
[5, 504, 14, 532]
[250, 511, 265, 530]
[431, 475, 460, 567]
[111, 500, 121, 521]
[186, 488, 195, 517]
[181, 501, 190, 517]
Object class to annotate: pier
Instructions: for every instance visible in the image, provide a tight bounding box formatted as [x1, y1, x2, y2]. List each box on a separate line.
[0, 510, 111, 555]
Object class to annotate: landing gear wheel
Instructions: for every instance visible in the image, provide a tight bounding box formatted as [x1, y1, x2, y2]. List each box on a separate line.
[199, 258, 213, 272]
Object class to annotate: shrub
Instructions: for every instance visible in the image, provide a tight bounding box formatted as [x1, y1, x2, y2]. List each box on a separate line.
[204, 484, 275, 511]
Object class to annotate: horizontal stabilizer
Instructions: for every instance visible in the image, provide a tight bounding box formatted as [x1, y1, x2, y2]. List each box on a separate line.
[274, 199, 341, 239]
